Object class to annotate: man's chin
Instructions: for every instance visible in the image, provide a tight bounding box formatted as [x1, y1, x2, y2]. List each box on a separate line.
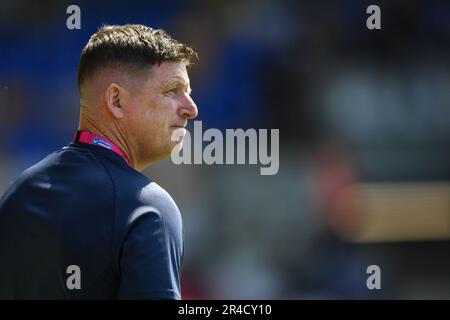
[170, 127, 186, 150]
[170, 138, 184, 156]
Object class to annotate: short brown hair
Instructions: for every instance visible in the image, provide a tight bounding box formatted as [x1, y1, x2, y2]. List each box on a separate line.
[77, 24, 198, 92]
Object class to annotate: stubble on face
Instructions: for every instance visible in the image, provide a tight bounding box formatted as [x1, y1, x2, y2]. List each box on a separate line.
[126, 61, 192, 166]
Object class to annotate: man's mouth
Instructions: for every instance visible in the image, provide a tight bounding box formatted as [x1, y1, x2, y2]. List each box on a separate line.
[171, 122, 187, 129]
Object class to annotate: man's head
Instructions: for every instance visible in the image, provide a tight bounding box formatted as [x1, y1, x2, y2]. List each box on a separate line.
[77, 24, 198, 170]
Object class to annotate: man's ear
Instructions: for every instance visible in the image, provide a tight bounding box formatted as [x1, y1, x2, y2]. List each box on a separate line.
[104, 83, 125, 119]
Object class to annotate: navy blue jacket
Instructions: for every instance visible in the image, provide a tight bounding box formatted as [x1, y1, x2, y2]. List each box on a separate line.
[0, 142, 183, 299]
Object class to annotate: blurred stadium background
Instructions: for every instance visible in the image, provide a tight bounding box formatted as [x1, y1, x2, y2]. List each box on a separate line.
[1, 0, 450, 299]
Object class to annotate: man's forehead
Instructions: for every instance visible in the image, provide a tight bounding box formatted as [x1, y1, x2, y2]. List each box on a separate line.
[151, 61, 190, 86]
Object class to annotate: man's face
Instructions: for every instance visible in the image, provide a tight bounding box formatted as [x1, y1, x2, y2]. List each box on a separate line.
[125, 61, 198, 165]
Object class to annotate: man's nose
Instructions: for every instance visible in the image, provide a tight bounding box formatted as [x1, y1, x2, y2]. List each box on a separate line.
[178, 94, 198, 120]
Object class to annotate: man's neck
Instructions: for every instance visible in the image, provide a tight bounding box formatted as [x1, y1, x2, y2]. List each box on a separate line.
[78, 117, 137, 170]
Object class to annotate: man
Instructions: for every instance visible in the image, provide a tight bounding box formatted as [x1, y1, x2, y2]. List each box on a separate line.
[0, 24, 198, 299]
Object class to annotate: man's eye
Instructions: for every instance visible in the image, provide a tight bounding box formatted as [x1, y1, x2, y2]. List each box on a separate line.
[165, 89, 177, 97]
